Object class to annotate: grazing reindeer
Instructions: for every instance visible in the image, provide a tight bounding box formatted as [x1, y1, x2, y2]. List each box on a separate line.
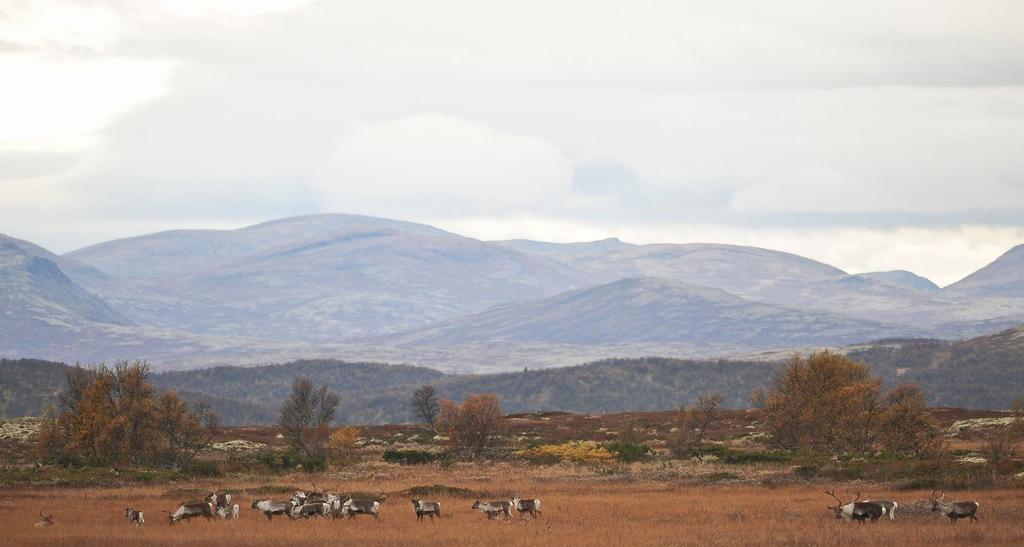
[863, 498, 898, 521]
[825, 489, 884, 524]
[165, 501, 215, 525]
[35, 510, 54, 527]
[471, 500, 513, 521]
[216, 504, 239, 520]
[930, 491, 979, 524]
[124, 507, 145, 526]
[511, 496, 542, 519]
[411, 498, 442, 523]
[206, 492, 232, 510]
[251, 500, 296, 521]
[292, 501, 332, 520]
[339, 498, 381, 520]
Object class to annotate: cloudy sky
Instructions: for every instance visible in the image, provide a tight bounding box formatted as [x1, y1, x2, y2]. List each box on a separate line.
[2, 0, 1023, 286]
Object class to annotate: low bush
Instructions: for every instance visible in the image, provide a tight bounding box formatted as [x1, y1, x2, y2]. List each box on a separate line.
[187, 459, 221, 477]
[383, 449, 438, 465]
[606, 441, 652, 463]
[253, 449, 324, 472]
[516, 441, 615, 465]
[700, 445, 792, 464]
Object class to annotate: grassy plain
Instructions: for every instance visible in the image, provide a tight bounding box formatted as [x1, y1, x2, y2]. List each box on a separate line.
[2, 465, 1023, 547]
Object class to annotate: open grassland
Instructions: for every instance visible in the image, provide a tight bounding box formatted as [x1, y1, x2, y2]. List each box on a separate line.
[2, 467, 1023, 546]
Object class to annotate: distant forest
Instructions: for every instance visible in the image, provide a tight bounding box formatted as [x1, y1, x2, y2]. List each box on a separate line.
[2, 357, 772, 424]
[3, 327, 1022, 424]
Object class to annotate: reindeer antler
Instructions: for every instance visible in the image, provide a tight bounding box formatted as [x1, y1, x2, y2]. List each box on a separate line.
[847, 491, 860, 505]
[824, 488, 842, 509]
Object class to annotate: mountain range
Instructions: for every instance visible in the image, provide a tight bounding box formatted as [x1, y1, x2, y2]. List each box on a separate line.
[1, 213, 1023, 372]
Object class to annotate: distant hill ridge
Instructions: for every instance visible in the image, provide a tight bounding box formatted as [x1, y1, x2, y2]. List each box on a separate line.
[4, 325, 1022, 423]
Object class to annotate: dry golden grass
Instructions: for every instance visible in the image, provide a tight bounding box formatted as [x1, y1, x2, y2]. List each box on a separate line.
[2, 466, 1023, 546]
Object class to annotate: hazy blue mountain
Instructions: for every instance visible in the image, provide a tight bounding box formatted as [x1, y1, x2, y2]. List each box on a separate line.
[0, 234, 129, 327]
[944, 244, 1024, 297]
[0, 234, 136, 360]
[66, 214, 451, 280]
[853, 270, 939, 293]
[386, 277, 909, 346]
[571, 243, 846, 297]
[3, 215, 1022, 373]
[562, 241, 1021, 335]
[65, 215, 606, 341]
[492, 237, 636, 260]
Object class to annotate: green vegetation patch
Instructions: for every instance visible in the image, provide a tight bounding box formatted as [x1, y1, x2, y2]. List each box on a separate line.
[383, 449, 440, 465]
[409, 484, 483, 499]
[606, 441, 652, 463]
[701, 445, 792, 464]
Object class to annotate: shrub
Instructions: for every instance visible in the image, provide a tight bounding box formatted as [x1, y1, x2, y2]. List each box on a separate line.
[37, 361, 219, 470]
[757, 352, 941, 455]
[517, 441, 615, 465]
[327, 426, 362, 466]
[383, 449, 438, 465]
[437, 394, 505, 460]
[667, 392, 724, 461]
[606, 441, 652, 463]
[186, 459, 220, 477]
[700, 445, 792, 464]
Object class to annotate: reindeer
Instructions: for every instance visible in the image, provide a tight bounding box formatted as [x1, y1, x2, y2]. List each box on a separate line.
[411, 498, 442, 523]
[471, 500, 513, 521]
[930, 491, 979, 524]
[206, 492, 232, 510]
[35, 510, 54, 527]
[292, 501, 332, 520]
[338, 497, 381, 520]
[124, 507, 145, 526]
[216, 504, 240, 520]
[511, 496, 542, 519]
[862, 498, 898, 521]
[251, 499, 296, 521]
[166, 501, 215, 525]
[293, 489, 341, 509]
[824, 489, 885, 524]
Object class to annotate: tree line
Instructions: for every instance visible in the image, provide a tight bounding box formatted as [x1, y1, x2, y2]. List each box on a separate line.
[31, 352, 1023, 471]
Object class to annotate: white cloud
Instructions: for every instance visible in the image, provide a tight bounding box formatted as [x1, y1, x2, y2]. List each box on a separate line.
[313, 114, 573, 217]
[0, 54, 173, 150]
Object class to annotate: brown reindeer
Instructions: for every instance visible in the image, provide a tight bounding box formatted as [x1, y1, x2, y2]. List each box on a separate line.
[35, 509, 54, 527]
[930, 491, 979, 524]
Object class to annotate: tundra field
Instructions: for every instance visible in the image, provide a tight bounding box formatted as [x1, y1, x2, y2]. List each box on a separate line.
[2, 469, 1023, 547]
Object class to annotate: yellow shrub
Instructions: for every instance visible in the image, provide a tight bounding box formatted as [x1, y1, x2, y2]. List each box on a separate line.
[327, 426, 362, 465]
[516, 441, 615, 464]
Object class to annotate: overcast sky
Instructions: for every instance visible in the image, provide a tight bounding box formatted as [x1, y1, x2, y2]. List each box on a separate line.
[2, 0, 1023, 285]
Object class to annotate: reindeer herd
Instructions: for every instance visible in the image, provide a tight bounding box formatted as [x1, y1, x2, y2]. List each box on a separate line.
[69, 488, 545, 528]
[33, 486, 979, 530]
[824, 489, 980, 525]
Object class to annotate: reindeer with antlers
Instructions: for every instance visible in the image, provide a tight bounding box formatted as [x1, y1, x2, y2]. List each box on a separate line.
[824, 489, 885, 524]
[34, 510, 54, 527]
[930, 491, 979, 524]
